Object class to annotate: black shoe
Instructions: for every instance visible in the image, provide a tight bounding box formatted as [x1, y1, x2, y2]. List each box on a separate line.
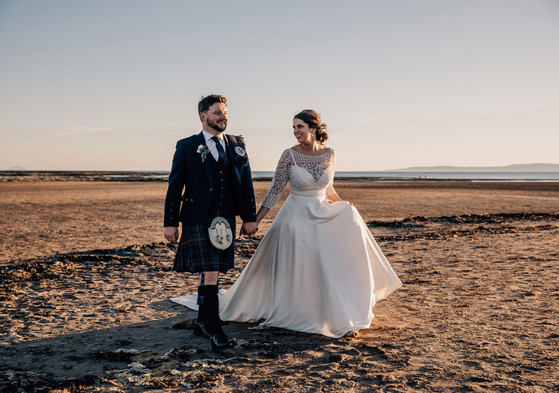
[210, 331, 237, 351]
[193, 320, 211, 338]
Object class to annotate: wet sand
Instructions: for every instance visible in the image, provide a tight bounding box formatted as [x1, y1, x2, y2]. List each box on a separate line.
[1, 180, 558, 392]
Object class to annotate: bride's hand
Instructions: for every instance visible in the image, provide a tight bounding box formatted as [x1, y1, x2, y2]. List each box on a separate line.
[241, 222, 258, 236]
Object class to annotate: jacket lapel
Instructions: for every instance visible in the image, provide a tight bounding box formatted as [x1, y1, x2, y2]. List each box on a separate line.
[195, 132, 213, 185]
[225, 135, 242, 182]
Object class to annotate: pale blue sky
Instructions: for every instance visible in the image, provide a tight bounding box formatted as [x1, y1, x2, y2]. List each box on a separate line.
[1, 0, 558, 171]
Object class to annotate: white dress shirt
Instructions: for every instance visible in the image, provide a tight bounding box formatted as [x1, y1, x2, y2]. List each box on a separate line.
[202, 130, 225, 162]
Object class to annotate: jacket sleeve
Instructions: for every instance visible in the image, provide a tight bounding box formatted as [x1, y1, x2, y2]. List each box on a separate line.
[238, 139, 257, 223]
[164, 142, 187, 227]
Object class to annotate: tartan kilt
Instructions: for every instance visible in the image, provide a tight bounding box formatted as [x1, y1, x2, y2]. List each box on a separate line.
[174, 217, 236, 274]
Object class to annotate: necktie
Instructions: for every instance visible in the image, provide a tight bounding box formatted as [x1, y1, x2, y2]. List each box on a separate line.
[211, 136, 227, 167]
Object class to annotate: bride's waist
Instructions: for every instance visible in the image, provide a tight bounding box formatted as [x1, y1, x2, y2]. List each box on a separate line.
[289, 189, 327, 198]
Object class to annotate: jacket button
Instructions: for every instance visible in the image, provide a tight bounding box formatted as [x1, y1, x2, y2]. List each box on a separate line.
[170, 209, 173, 212]
[170, 217, 174, 220]
[191, 199, 194, 202]
[210, 188, 213, 192]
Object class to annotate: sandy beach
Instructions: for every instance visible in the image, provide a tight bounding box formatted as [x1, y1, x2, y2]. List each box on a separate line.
[1, 179, 558, 392]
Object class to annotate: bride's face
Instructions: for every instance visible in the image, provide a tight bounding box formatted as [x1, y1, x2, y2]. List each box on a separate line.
[293, 118, 315, 144]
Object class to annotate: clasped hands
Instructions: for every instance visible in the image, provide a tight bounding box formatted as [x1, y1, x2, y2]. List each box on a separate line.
[240, 221, 258, 236]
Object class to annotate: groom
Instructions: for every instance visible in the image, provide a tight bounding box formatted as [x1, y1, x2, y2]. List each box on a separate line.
[164, 94, 258, 350]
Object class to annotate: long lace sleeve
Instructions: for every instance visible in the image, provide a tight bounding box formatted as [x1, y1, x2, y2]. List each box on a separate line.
[325, 148, 339, 198]
[261, 149, 292, 210]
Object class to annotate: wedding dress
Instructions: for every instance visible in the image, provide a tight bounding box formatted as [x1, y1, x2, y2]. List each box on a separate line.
[172, 147, 402, 338]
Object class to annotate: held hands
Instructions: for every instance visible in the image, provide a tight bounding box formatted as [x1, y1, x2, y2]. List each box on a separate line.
[240, 221, 258, 236]
[164, 226, 179, 243]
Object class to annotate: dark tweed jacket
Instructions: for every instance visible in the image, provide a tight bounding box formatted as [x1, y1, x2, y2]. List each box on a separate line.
[164, 132, 257, 227]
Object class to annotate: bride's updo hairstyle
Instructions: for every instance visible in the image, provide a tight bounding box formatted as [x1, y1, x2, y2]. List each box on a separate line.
[294, 109, 328, 143]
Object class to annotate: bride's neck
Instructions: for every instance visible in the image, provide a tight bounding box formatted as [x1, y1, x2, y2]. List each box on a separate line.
[299, 141, 321, 152]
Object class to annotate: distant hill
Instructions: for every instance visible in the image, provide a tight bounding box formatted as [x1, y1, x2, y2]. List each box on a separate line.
[389, 164, 559, 172]
[7, 166, 27, 171]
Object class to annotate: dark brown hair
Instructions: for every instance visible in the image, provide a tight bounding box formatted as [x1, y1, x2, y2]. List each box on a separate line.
[198, 94, 227, 114]
[293, 109, 328, 143]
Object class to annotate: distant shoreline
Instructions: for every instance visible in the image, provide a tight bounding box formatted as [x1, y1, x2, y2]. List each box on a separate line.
[391, 164, 559, 172]
[2, 170, 559, 182]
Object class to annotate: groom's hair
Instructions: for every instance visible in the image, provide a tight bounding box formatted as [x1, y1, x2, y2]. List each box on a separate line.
[198, 94, 227, 114]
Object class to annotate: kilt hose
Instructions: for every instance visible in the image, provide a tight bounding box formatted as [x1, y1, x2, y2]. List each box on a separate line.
[174, 217, 236, 274]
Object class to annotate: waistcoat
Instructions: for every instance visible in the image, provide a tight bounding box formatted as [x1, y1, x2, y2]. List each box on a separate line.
[206, 150, 236, 219]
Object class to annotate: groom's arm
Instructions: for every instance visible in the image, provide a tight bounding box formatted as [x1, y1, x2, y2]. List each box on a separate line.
[238, 139, 258, 235]
[239, 163, 258, 235]
[238, 140, 257, 224]
[164, 142, 187, 241]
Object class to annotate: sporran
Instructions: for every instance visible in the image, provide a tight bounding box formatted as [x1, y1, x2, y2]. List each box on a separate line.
[208, 216, 233, 250]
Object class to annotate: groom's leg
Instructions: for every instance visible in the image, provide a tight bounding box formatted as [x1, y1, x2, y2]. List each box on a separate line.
[195, 271, 220, 336]
[196, 271, 218, 323]
[194, 272, 219, 337]
[196, 271, 236, 350]
[200, 271, 219, 286]
[197, 271, 219, 329]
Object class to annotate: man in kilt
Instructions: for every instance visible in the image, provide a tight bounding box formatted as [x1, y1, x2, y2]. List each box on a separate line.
[164, 95, 258, 350]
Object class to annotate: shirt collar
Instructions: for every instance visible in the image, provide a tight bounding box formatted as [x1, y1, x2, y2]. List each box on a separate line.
[202, 130, 224, 144]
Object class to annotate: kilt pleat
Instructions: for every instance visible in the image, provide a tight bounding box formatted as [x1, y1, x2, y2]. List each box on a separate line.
[174, 218, 236, 273]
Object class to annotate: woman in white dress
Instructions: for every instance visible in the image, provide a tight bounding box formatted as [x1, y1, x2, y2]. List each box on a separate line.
[174, 109, 402, 338]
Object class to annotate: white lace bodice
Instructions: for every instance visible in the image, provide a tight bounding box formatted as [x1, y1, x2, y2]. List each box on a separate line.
[262, 148, 338, 209]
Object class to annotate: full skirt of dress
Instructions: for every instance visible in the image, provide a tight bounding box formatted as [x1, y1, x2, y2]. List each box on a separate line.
[171, 194, 402, 338]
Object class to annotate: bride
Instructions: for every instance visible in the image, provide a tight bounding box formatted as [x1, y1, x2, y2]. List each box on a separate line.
[173, 109, 402, 338]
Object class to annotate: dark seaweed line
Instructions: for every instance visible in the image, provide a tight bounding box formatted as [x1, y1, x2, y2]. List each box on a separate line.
[0, 238, 260, 287]
[2, 222, 555, 285]
[0, 243, 174, 290]
[368, 212, 559, 228]
[374, 224, 557, 242]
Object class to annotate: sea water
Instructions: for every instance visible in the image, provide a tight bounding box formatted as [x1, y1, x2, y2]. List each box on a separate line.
[252, 171, 559, 181]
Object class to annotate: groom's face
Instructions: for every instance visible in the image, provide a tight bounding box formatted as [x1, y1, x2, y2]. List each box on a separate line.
[201, 103, 228, 133]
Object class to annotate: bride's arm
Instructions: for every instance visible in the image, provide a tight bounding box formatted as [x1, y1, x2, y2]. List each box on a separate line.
[327, 194, 342, 202]
[260, 149, 291, 211]
[253, 150, 291, 228]
[256, 206, 271, 223]
[325, 148, 343, 203]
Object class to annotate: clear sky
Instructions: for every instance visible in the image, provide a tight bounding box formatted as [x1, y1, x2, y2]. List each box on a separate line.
[1, 0, 558, 171]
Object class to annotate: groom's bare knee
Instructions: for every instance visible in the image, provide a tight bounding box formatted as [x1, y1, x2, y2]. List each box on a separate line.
[199, 271, 219, 285]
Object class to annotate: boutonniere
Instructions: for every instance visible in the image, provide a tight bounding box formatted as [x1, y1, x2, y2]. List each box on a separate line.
[197, 145, 210, 162]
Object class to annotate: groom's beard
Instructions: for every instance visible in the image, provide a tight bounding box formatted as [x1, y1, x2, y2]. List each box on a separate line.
[207, 118, 227, 132]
